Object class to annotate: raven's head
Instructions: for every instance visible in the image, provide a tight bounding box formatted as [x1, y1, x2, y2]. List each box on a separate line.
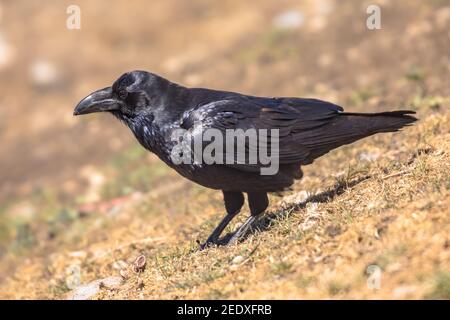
[74, 70, 170, 121]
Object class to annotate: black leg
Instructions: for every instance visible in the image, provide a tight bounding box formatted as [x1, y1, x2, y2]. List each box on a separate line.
[200, 212, 238, 249]
[200, 191, 244, 249]
[228, 192, 269, 245]
[227, 215, 257, 244]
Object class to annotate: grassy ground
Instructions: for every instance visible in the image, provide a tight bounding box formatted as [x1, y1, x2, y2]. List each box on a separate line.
[1, 103, 448, 299]
[0, 0, 449, 299]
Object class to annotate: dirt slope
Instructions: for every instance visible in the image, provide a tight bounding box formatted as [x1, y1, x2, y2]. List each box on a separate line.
[0, 0, 449, 299]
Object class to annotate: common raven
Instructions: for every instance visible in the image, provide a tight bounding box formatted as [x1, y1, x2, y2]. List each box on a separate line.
[74, 71, 416, 248]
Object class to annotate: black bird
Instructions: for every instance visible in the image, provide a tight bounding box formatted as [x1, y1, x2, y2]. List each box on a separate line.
[74, 71, 417, 248]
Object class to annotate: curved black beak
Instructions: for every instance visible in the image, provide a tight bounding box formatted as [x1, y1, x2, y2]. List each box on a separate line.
[74, 87, 121, 116]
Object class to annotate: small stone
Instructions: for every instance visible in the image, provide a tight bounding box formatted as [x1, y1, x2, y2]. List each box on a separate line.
[273, 10, 305, 30]
[67, 282, 99, 300]
[29, 60, 59, 87]
[66, 276, 123, 300]
[99, 276, 123, 289]
[231, 255, 244, 265]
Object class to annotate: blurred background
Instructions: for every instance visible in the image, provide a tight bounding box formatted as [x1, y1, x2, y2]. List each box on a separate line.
[0, 0, 448, 299]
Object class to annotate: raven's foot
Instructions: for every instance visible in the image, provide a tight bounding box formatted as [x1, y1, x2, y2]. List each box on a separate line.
[228, 215, 258, 245]
[198, 232, 230, 250]
[198, 237, 219, 250]
[198, 209, 240, 250]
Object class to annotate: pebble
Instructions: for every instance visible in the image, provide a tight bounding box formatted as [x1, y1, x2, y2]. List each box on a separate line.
[231, 255, 244, 265]
[66, 276, 123, 300]
[273, 10, 305, 30]
[29, 60, 60, 87]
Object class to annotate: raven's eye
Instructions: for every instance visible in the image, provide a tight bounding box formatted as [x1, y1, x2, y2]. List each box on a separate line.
[118, 89, 128, 100]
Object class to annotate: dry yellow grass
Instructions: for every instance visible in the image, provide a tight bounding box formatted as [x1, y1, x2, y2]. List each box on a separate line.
[0, 0, 449, 300]
[1, 108, 448, 299]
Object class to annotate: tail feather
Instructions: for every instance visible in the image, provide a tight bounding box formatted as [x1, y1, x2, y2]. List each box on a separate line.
[299, 110, 417, 164]
[338, 110, 417, 133]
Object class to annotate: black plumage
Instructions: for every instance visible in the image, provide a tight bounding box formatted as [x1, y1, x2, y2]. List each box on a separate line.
[74, 71, 417, 248]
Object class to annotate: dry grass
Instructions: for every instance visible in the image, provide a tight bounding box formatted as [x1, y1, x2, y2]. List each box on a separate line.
[0, 0, 449, 299]
[1, 108, 448, 299]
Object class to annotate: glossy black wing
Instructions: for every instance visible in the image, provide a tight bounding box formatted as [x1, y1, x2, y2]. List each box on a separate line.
[179, 96, 343, 172]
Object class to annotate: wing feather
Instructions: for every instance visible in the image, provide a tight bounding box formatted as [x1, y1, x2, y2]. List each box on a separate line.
[180, 97, 343, 171]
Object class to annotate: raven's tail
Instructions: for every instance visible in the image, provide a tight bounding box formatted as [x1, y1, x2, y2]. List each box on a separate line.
[300, 110, 417, 163]
[339, 110, 418, 133]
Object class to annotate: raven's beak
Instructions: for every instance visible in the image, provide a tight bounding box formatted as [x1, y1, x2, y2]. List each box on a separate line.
[74, 87, 121, 116]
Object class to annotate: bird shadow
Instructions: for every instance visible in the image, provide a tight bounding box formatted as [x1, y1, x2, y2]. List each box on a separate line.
[216, 174, 371, 245]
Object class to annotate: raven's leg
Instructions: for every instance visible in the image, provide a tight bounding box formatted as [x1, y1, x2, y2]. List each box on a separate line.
[228, 192, 269, 244]
[200, 191, 244, 249]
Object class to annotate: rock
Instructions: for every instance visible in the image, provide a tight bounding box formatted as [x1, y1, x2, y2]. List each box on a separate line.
[231, 255, 244, 265]
[100, 276, 123, 289]
[29, 60, 60, 88]
[66, 276, 123, 300]
[67, 281, 99, 300]
[273, 10, 304, 30]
